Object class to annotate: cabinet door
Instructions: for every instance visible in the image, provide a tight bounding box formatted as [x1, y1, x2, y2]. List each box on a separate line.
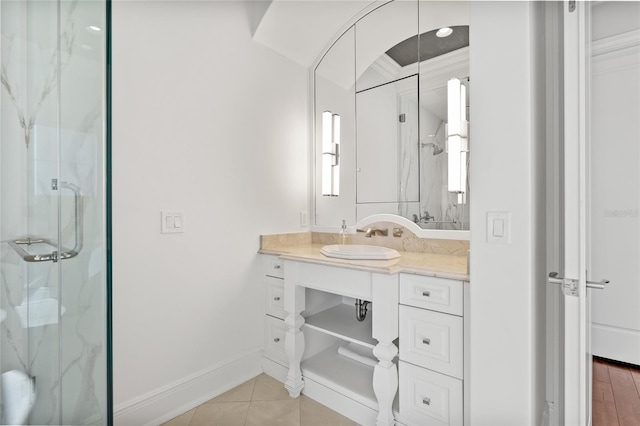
[399, 306, 463, 379]
[399, 361, 463, 426]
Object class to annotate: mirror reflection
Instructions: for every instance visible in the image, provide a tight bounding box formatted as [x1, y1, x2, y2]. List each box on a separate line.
[356, 76, 419, 211]
[315, 26, 356, 226]
[314, 1, 470, 231]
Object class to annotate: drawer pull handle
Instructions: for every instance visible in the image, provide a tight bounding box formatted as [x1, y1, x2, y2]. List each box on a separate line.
[422, 397, 431, 406]
[274, 338, 280, 343]
[274, 297, 281, 301]
[422, 291, 431, 297]
[422, 338, 431, 345]
[273, 265, 281, 269]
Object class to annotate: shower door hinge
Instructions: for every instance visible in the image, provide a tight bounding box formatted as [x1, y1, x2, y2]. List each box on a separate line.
[51, 178, 58, 190]
[568, 0, 576, 12]
[399, 114, 406, 123]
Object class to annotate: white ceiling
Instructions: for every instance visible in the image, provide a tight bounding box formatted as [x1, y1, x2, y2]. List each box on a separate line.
[252, 0, 380, 68]
[252, 1, 470, 71]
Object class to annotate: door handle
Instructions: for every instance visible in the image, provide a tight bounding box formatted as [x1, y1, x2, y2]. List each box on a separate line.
[585, 278, 610, 290]
[548, 272, 609, 290]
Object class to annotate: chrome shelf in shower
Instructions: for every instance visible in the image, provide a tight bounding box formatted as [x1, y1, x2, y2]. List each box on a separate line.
[9, 238, 79, 263]
[8, 181, 83, 263]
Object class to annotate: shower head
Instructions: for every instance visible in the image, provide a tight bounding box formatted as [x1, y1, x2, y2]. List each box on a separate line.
[422, 121, 445, 155]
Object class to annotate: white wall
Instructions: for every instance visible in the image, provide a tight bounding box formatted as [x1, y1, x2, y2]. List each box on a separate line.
[592, 1, 640, 41]
[112, 1, 308, 423]
[469, 2, 547, 425]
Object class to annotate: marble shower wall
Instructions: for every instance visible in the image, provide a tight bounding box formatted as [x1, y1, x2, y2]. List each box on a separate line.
[1, 1, 107, 424]
[418, 100, 469, 230]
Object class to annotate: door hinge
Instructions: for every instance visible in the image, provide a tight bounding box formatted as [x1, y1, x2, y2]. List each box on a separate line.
[399, 114, 406, 123]
[568, 0, 576, 13]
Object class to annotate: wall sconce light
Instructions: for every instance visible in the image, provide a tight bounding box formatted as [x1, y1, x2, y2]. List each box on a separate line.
[322, 111, 340, 196]
[446, 78, 469, 204]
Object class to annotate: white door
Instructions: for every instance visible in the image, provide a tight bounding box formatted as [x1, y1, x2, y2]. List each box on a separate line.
[556, 2, 602, 425]
[550, 3, 634, 425]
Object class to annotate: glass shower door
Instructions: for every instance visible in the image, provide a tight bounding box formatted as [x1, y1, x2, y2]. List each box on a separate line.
[0, 0, 110, 424]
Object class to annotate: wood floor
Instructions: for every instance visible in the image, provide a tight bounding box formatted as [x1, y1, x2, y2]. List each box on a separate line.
[593, 357, 640, 426]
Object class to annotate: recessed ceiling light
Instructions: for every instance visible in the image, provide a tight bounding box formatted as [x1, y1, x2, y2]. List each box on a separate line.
[436, 27, 453, 38]
[86, 25, 102, 33]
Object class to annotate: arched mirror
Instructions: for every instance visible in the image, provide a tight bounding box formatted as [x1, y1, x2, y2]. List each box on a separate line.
[313, 0, 470, 236]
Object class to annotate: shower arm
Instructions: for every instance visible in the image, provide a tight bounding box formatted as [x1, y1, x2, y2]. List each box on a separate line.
[8, 180, 83, 263]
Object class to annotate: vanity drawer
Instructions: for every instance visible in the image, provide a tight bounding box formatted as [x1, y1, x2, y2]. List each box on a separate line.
[264, 256, 284, 278]
[399, 361, 463, 426]
[399, 306, 463, 379]
[265, 276, 286, 320]
[264, 316, 288, 366]
[400, 274, 463, 316]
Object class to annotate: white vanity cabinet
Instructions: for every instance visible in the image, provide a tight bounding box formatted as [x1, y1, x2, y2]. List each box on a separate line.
[397, 274, 469, 426]
[261, 253, 469, 426]
[262, 256, 288, 367]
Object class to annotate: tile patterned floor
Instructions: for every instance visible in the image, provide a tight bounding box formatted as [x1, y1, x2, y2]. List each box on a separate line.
[162, 374, 357, 426]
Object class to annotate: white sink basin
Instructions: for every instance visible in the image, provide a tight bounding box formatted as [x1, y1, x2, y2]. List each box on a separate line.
[320, 244, 401, 260]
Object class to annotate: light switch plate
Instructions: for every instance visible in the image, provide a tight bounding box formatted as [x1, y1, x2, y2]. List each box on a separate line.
[161, 211, 184, 234]
[487, 212, 510, 244]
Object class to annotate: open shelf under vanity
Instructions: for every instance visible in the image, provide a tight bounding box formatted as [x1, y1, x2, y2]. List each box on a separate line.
[303, 303, 376, 349]
[302, 345, 378, 410]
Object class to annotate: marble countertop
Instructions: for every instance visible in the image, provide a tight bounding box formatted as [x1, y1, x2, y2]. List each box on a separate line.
[259, 242, 469, 281]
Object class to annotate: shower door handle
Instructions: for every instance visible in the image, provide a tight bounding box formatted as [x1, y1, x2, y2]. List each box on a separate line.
[58, 181, 84, 260]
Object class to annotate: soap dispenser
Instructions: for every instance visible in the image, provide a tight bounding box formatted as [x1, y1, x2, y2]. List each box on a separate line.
[339, 220, 349, 245]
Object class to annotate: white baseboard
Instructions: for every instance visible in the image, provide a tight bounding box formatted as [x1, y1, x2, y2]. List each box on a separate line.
[592, 323, 640, 366]
[261, 356, 288, 383]
[114, 349, 263, 426]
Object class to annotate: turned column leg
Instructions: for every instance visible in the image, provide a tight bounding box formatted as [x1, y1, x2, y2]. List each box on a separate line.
[283, 309, 305, 397]
[283, 263, 305, 397]
[373, 342, 399, 426]
[372, 273, 399, 426]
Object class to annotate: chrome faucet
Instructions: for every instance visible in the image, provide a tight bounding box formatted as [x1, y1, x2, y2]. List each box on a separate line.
[356, 227, 388, 238]
[413, 211, 435, 224]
